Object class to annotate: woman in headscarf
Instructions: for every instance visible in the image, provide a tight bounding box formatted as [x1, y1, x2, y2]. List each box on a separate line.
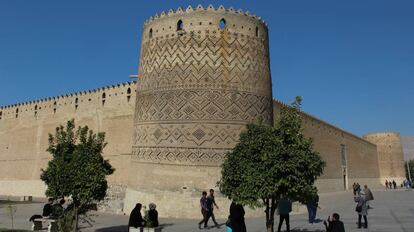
[148, 203, 159, 227]
[128, 203, 144, 229]
[355, 190, 369, 228]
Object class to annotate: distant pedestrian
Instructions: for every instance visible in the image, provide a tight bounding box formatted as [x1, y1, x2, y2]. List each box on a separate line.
[355, 183, 361, 194]
[392, 180, 397, 189]
[226, 202, 246, 232]
[277, 196, 292, 232]
[388, 180, 392, 189]
[355, 191, 369, 229]
[352, 183, 357, 195]
[306, 193, 319, 224]
[198, 191, 209, 229]
[323, 213, 345, 232]
[206, 189, 220, 227]
[128, 203, 144, 229]
[385, 180, 389, 189]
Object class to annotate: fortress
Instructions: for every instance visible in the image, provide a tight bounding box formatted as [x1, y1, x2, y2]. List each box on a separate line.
[0, 5, 406, 218]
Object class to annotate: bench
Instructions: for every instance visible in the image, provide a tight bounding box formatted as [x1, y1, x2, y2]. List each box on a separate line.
[32, 218, 57, 232]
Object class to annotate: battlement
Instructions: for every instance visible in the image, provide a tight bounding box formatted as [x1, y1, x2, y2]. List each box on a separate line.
[273, 99, 376, 147]
[141, 4, 268, 42]
[0, 81, 137, 120]
[144, 4, 267, 26]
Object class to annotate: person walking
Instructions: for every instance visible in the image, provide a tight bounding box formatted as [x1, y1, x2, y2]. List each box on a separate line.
[277, 196, 292, 232]
[206, 189, 220, 227]
[385, 180, 389, 189]
[198, 191, 210, 229]
[392, 180, 397, 189]
[306, 193, 319, 224]
[355, 191, 369, 229]
[323, 213, 345, 232]
[226, 202, 246, 232]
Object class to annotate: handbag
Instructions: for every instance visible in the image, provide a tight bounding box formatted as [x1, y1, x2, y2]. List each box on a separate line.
[355, 204, 362, 213]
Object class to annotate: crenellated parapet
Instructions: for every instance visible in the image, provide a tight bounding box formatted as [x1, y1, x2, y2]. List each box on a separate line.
[140, 4, 268, 44]
[0, 81, 136, 120]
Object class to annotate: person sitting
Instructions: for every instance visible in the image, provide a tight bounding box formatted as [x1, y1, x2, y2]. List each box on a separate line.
[42, 198, 54, 217]
[148, 203, 159, 227]
[323, 213, 345, 232]
[51, 199, 65, 218]
[129, 203, 145, 228]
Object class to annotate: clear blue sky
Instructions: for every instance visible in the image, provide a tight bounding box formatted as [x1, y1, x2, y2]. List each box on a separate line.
[0, 0, 413, 136]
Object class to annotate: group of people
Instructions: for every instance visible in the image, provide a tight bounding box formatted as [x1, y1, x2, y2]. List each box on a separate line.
[198, 189, 248, 232]
[354, 185, 374, 229]
[128, 203, 159, 229]
[29, 198, 66, 222]
[385, 180, 398, 189]
[198, 189, 220, 229]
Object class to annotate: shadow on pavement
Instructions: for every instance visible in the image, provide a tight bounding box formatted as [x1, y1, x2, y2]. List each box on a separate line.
[95, 223, 174, 232]
[291, 229, 324, 232]
[95, 225, 128, 232]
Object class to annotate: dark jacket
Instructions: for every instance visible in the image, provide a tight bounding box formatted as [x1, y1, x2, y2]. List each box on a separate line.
[326, 220, 345, 232]
[42, 203, 53, 217]
[128, 206, 144, 228]
[228, 202, 246, 232]
[148, 209, 159, 227]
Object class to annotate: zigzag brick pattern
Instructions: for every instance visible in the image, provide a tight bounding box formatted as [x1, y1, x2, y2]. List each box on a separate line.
[133, 9, 273, 166]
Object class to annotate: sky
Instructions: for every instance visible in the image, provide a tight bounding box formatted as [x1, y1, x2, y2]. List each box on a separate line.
[0, 0, 413, 136]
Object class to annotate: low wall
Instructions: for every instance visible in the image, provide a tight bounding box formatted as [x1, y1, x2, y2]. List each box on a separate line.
[0, 180, 46, 198]
[124, 188, 306, 219]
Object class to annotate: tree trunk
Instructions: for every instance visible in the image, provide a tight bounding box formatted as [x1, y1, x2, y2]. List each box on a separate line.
[264, 198, 273, 232]
[73, 205, 78, 232]
[266, 198, 278, 232]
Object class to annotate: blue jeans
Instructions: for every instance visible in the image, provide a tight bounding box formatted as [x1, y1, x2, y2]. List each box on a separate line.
[306, 204, 317, 223]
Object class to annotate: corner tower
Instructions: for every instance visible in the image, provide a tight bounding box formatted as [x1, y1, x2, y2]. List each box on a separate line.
[363, 132, 406, 184]
[127, 5, 273, 217]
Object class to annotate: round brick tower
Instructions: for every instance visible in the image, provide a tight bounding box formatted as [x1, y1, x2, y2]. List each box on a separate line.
[363, 132, 406, 184]
[126, 5, 273, 218]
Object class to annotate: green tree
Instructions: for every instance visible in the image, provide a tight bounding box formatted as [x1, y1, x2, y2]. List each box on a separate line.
[218, 97, 325, 232]
[40, 119, 114, 231]
[405, 160, 414, 182]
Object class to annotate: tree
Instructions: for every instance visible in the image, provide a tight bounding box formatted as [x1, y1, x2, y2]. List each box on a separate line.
[218, 97, 326, 232]
[41, 119, 114, 231]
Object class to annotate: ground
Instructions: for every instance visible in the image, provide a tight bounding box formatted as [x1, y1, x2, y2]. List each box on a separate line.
[0, 189, 413, 232]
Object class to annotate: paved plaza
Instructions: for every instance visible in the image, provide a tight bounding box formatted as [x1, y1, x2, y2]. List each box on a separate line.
[0, 189, 413, 232]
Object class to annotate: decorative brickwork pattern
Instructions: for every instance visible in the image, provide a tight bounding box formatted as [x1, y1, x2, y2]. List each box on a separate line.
[132, 7, 273, 166]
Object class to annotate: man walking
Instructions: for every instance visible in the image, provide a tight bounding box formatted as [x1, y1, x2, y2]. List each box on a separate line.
[206, 189, 220, 227]
[198, 191, 209, 229]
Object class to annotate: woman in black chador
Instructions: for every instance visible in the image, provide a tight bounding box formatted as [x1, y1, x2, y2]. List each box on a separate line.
[227, 202, 247, 232]
[128, 203, 144, 229]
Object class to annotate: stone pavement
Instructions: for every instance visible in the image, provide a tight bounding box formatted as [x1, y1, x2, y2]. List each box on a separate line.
[0, 189, 413, 232]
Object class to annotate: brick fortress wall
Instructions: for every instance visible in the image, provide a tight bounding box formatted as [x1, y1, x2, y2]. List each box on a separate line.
[0, 82, 136, 198]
